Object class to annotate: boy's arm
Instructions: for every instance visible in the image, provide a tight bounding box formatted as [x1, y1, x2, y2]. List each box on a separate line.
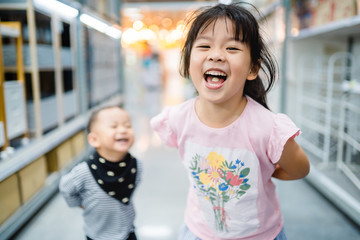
[59, 169, 83, 207]
[272, 138, 310, 180]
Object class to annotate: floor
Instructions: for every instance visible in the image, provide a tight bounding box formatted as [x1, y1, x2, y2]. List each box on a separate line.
[9, 50, 360, 240]
[11, 137, 360, 240]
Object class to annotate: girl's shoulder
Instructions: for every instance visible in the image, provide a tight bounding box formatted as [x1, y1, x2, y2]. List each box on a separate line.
[153, 98, 195, 122]
[169, 97, 195, 114]
[245, 96, 275, 118]
[245, 96, 297, 129]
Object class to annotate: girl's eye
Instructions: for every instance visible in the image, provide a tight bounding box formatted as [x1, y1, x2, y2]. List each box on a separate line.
[227, 47, 239, 51]
[197, 45, 210, 49]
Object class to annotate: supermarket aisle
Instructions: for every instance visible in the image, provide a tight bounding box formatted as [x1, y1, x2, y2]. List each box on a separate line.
[11, 51, 360, 240]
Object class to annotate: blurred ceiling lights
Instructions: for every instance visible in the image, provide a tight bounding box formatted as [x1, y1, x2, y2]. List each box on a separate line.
[120, 1, 220, 47]
[34, 0, 79, 20]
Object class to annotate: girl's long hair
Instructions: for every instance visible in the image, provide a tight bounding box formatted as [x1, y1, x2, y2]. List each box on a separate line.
[180, 2, 277, 110]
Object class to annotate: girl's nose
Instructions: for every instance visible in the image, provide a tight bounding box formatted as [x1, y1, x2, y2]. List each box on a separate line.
[208, 49, 224, 62]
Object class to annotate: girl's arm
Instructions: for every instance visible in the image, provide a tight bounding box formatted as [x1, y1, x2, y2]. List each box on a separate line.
[272, 138, 310, 180]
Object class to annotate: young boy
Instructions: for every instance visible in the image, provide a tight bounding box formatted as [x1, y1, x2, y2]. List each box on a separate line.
[59, 105, 141, 240]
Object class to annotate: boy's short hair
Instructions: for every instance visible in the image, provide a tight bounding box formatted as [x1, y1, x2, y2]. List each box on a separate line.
[86, 105, 124, 133]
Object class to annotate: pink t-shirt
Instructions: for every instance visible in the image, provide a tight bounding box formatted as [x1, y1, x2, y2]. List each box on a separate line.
[151, 96, 300, 240]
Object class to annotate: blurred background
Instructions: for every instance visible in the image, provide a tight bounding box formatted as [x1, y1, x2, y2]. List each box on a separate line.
[0, 0, 359, 239]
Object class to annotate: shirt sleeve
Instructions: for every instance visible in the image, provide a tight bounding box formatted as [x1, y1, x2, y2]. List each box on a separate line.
[267, 113, 301, 164]
[135, 159, 142, 185]
[59, 164, 84, 207]
[150, 106, 178, 147]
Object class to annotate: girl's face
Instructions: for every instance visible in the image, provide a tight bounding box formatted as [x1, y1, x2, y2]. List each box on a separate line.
[88, 108, 134, 161]
[189, 17, 258, 106]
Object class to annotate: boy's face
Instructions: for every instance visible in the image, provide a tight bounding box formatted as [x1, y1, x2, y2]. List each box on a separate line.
[88, 107, 134, 161]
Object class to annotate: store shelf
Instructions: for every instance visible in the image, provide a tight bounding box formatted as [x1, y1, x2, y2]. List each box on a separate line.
[26, 90, 78, 133]
[0, 147, 90, 240]
[0, 21, 26, 149]
[0, 115, 86, 182]
[3, 44, 74, 70]
[291, 15, 360, 40]
[0, 24, 20, 38]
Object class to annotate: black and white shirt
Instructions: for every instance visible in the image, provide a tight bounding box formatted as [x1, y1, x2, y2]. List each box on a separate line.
[59, 153, 142, 240]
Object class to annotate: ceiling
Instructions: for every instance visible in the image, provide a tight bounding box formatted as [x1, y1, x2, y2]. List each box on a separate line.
[121, 0, 218, 29]
[123, 0, 216, 3]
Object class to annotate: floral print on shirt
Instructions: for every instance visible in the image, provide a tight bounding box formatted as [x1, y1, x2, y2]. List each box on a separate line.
[189, 151, 251, 232]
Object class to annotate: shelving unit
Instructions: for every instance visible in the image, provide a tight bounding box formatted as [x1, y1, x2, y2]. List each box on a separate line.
[292, 15, 360, 40]
[0, 21, 27, 150]
[288, 0, 360, 225]
[296, 52, 353, 164]
[0, 0, 124, 237]
[0, 22, 7, 149]
[0, 1, 80, 137]
[337, 80, 360, 190]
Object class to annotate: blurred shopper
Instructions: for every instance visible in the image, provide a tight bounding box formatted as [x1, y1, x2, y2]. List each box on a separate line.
[142, 50, 163, 117]
[59, 106, 141, 240]
[151, 3, 309, 240]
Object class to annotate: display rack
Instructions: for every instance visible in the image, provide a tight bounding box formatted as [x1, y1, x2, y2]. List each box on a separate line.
[288, 1, 360, 226]
[292, 15, 360, 40]
[0, 21, 7, 149]
[0, 0, 124, 237]
[296, 52, 353, 164]
[337, 78, 360, 190]
[0, 21, 27, 150]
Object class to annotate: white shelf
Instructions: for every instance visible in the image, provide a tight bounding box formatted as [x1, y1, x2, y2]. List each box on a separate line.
[291, 15, 360, 40]
[27, 90, 78, 133]
[0, 115, 86, 182]
[3, 44, 74, 70]
[0, 24, 20, 38]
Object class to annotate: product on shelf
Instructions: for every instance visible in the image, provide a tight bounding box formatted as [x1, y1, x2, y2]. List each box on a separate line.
[294, 0, 358, 29]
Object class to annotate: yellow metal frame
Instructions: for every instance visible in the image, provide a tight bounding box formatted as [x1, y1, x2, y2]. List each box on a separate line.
[0, 21, 27, 149]
[0, 21, 8, 148]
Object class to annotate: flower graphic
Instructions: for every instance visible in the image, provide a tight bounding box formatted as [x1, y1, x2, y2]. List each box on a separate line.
[199, 172, 211, 185]
[218, 183, 228, 191]
[189, 153, 251, 232]
[226, 172, 244, 186]
[207, 152, 225, 169]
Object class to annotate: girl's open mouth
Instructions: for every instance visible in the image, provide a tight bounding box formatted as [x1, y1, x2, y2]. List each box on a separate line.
[204, 70, 227, 89]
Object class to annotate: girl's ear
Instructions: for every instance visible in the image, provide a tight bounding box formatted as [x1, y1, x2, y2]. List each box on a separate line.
[88, 132, 100, 148]
[246, 61, 261, 81]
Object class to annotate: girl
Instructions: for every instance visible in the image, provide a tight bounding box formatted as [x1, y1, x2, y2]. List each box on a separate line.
[151, 3, 309, 240]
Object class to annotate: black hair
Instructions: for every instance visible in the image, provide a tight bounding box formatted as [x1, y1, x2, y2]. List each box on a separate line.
[179, 2, 277, 109]
[86, 105, 124, 133]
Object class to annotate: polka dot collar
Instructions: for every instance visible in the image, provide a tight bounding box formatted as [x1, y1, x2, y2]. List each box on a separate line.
[87, 151, 138, 205]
